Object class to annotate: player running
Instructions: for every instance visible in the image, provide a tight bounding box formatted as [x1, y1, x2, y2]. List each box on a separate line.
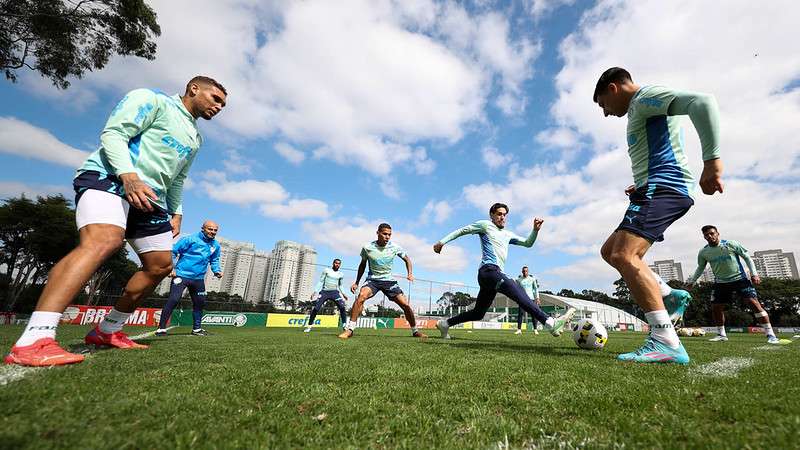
[155, 220, 223, 337]
[304, 258, 349, 333]
[594, 67, 723, 364]
[687, 225, 790, 345]
[4, 76, 227, 366]
[515, 266, 540, 335]
[433, 203, 575, 339]
[338, 223, 427, 339]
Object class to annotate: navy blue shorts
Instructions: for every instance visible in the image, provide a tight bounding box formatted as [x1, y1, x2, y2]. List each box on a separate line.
[314, 290, 344, 307]
[711, 279, 758, 304]
[74, 170, 172, 239]
[616, 184, 694, 242]
[364, 279, 403, 299]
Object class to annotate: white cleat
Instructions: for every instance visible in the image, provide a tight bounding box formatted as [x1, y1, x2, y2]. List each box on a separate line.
[767, 336, 792, 345]
[303, 327, 312, 333]
[514, 329, 523, 335]
[708, 335, 729, 342]
[436, 319, 451, 340]
[534, 329, 539, 335]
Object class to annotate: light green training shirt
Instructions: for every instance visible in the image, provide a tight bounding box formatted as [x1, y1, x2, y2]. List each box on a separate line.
[516, 275, 539, 299]
[360, 241, 407, 281]
[439, 220, 538, 273]
[77, 88, 202, 214]
[688, 239, 757, 284]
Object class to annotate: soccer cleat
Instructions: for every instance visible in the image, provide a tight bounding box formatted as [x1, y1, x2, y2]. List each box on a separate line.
[154, 329, 168, 337]
[85, 327, 148, 349]
[708, 335, 729, 342]
[303, 327, 312, 333]
[550, 307, 577, 337]
[767, 336, 792, 345]
[338, 329, 353, 339]
[191, 329, 209, 336]
[665, 289, 692, 324]
[436, 319, 451, 340]
[534, 329, 539, 335]
[412, 330, 428, 339]
[617, 336, 690, 364]
[794, 335, 800, 339]
[514, 329, 523, 335]
[4, 338, 85, 367]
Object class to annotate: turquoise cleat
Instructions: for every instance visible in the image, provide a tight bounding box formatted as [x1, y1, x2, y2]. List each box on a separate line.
[617, 336, 690, 365]
[665, 289, 692, 324]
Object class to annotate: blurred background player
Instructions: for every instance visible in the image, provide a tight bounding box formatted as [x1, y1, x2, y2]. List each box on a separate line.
[515, 266, 540, 335]
[156, 220, 222, 337]
[339, 223, 426, 339]
[433, 203, 575, 339]
[304, 258, 349, 333]
[5, 76, 227, 366]
[687, 225, 790, 345]
[594, 67, 722, 364]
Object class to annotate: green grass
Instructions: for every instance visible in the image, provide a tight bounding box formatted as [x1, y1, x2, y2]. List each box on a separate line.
[1, 325, 799, 449]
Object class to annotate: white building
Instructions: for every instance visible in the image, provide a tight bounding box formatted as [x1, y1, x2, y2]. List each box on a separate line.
[263, 240, 317, 308]
[648, 259, 684, 282]
[204, 237, 255, 297]
[245, 251, 272, 304]
[697, 266, 715, 283]
[753, 249, 799, 280]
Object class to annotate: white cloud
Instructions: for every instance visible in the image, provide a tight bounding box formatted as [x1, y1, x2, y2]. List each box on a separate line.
[481, 146, 513, 170]
[525, 0, 577, 21]
[301, 217, 469, 274]
[534, 127, 580, 149]
[419, 200, 453, 225]
[221, 149, 254, 175]
[0, 117, 89, 168]
[0, 182, 72, 200]
[274, 142, 305, 165]
[260, 199, 330, 221]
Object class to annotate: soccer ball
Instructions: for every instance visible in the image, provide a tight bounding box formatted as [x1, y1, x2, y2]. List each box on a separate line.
[677, 327, 693, 337]
[572, 318, 608, 350]
[692, 327, 706, 337]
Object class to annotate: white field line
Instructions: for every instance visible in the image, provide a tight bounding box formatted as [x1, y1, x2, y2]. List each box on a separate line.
[128, 325, 178, 341]
[752, 345, 785, 351]
[693, 357, 754, 378]
[0, 365, 42, 386]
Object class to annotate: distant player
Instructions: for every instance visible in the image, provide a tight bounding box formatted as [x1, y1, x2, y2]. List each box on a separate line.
[515, 266, 540, 335]
[304, 258, 349, 333]
[687, 225, 790, 345]
[433, 203, 575, 339]
[594, 67, 723, 364]
[338, 223, 427, 339]
[5, 76, 227, 366]
[155, 220, 222, 337]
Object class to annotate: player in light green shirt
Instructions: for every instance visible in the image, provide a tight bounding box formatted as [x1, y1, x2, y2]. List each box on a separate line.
[687, 225, 788, 345]
[593, 67, 725, 364]
[514, 266, 540, 335]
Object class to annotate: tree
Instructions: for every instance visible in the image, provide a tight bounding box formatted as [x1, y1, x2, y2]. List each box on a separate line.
[0, 195, 78, 311]
[1, 0, 161, 89]
[613, 278, 631, 305]
[84, 246, 138, 305]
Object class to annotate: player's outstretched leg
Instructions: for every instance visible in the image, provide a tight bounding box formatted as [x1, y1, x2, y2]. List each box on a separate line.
[305, 296, 326, 333]
[708, 304, 728, 342]
[392, 294, 427, 338]
[495, 274, 575, 337]
[437, 279, 496, 339]
[651, 271, 692, 324]
[156, 279, 185, 336]
[339, 287, 372, 339]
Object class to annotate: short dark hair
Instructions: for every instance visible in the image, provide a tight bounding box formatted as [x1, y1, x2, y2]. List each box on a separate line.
[186, 76, 227, 95]
[378, 223, 392, 231]
[489, 203, 508, 215]
[522, 266, 528, 270]
[333, 258, 341, 263]
[701, 225, 717, 233]
[593, 67, 632, 102]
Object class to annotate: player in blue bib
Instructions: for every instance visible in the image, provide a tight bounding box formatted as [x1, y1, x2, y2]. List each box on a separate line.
[304, 258, 349, 333]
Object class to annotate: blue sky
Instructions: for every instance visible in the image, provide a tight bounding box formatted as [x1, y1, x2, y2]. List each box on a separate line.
[1, 0, 798, 305]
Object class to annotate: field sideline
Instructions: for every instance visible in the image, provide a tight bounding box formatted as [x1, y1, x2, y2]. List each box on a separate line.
[1, 326, 798, 449]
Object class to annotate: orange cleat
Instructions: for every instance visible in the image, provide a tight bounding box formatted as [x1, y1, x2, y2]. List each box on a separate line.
[412, 331, 428, 339]
[338, 329, 353, 339]
[85, 327, 148, 349]
[4, 338, 85, 366]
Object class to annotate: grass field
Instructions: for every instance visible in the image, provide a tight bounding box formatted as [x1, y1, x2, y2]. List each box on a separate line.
[1, 325, 799, 449]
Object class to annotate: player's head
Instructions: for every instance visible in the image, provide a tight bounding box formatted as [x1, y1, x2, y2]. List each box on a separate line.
[332, 258, 341, 270]
[522, 266, 529, 276]
[201, 220, 219, 239]
[593, 67, 635, 117]
[377, 223, 392, 245]
[701, 225, 720, 246]
[184, 76, 227, 120]
[489, 203, 509, 229]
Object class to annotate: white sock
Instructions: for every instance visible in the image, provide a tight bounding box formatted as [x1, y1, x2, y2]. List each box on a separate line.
[718, 326, 727, 337]
[346, 320, 357, 331]
[762, 323, 775, 338]
[645, 309, 680, 348]
[651, 271, 672, 297]
[411, 327, 419, 334]
[15, 311, 62, 347]
[545, 317, 555, 328]
[98, 308, 131, 334]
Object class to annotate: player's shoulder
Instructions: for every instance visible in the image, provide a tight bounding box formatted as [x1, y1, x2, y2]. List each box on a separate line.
[474, 219, 492, 229]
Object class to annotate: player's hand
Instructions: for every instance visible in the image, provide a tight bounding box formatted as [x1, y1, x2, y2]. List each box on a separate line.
[624, 185, 635, 196]
[699, 158, 724, 195]
[120, 173, 157, 212]
[214, 272, 223, 278]
[350, 282, 358, 294]
[751, 275, 761, 285]
[433, 242, 443, 254]
[533, 217, 544, 231]
[170, 214, 182, 237]
[406, 274, 415, 282]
